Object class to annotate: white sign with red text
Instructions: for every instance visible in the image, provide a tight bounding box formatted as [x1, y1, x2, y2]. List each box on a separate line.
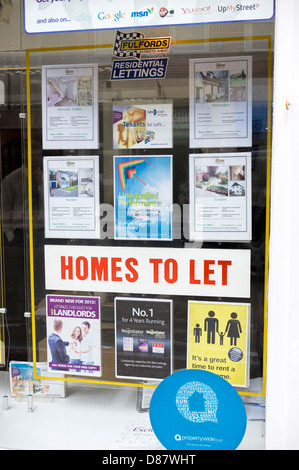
[44, 245, 251, 298]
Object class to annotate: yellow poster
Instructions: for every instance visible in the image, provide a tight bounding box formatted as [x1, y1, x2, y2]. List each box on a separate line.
[187, 301, 250, 388]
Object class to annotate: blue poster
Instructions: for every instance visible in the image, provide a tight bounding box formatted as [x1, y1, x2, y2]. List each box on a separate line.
[149, 369, 247, 450]
[114, 155, 173, 240]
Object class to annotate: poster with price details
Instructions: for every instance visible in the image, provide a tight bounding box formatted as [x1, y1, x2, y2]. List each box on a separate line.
[115, 297, 173, 381]
[187, 301, 250, 388]
[42, 64, 98, 149]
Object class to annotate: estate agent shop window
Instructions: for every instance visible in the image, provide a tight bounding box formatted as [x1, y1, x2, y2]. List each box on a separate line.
[0, 0, 275, 451]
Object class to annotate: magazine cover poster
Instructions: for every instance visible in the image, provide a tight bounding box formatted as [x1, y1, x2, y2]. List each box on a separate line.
[46, 294, 101, 377]
[189, 56, 252, 148]
[43, 156, 100, 239]
[114, 155, 173, 240]
[115, 297, 173, 381]
[189, 153, 252, 242]
[113, 101, 173, 149]
[187, 301, 251, 388]
[42, 64, 99, 149]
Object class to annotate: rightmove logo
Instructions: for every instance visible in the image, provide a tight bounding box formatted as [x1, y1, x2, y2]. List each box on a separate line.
[218, 3, 260, 13]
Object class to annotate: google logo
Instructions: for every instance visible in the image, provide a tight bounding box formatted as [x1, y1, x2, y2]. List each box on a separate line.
[98, 11, 125, 22]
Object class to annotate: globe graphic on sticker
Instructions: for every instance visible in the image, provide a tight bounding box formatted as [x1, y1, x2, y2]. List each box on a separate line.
[228, 348, 243, 362]
[175, 381, 218, 424]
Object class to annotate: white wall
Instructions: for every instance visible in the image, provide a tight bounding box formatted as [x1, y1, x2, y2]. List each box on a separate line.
[266, 0, 299, 450]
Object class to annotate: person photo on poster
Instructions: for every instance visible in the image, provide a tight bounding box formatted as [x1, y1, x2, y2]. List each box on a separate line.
[115, 297, 173, 381]
[43, 156, 100, 239]
[189, 153, 252, 241]
[46, 295, 101, 377]
[189, 56, 252, 148]
[114, 155, 173, 240]
[42, 64, 99, 149]
[187, 301, 251, 388]
[112, 100, 173, 150]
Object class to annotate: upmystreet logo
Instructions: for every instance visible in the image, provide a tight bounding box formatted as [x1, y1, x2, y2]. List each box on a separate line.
[218, 3, 260, 13]
[131, 7, 154, 18]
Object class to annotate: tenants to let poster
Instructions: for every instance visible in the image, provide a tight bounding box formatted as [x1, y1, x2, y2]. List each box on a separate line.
[189, 57, 252, 148]
[42, 64, 98, 149]
[113, 101, 173, 150]
[187, 301, 250, 388]
[44, 156, 100, 239]
[115, 297, 173, 381]
[114, 155, 173, 240]
[189, 153, 252, 241]
[46, 294, 101, 377]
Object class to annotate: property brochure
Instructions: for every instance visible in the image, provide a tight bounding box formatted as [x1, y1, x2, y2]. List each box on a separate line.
[43, 156, 100, 239]
[42, 64, 98, 149]
[189, 56, 252, 148]
[114, 155, 173, 240]
[9, 362, 66, 398]
[46, 294, 101, 377]
[187, 301, 251, 388]
[113, 101, 173, 149]
[189, 153, 252, 241]
[115, 297, 173, 381]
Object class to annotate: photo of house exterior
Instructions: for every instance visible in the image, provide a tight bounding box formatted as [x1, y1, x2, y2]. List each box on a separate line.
[195, 70, 228, 103]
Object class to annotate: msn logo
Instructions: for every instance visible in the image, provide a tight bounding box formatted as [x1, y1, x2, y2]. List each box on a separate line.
[131, 7, 154, 17]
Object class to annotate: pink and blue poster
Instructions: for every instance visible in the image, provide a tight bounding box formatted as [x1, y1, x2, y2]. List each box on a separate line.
[114, 155, 173, 240]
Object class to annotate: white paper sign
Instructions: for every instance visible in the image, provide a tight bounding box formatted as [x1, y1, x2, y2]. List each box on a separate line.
[43, 156, 100, 239]
[44, 245, 251, 298]
[23, 0, 274, 34]
[189, 57, 252, 148]
[189, 153, 252, 241]
[42, 64, 99, 149]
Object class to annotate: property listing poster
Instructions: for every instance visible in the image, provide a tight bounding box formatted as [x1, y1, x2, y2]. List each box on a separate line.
[187, 301, 251, 388]
[46, 294, 101, 377]
[189, 57, 252, 148]
[112, 101, 173, 149]
[42, 64, 98, 149]
[189, 153, 252, 241]
[114, 155, 173, 240]
[43, 156, 100, 239]
[115, 297, 173, 381]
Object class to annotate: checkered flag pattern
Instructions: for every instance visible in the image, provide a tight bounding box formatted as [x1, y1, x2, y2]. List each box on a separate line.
[113, 30, 145, 59]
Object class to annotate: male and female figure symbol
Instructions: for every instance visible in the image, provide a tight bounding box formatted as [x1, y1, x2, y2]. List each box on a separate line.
[193, 310, 242, 347]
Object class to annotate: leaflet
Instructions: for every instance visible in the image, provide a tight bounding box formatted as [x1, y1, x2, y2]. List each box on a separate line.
[114, 155, 173, 240]
[187, 301, 251, 388]
[44, 156, 100, 239]
[115, 297, 173, 381]
[113, 101, 173, 149]
[46, 294, 101, 377]
[189, 153, 252, 241]
[42, 64, 99, 149]
[189, 57, 252, 148]
[9, 362, 66, 398]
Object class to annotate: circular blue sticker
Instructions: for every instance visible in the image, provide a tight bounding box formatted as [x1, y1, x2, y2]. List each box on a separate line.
[149, 369, 247, 450]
